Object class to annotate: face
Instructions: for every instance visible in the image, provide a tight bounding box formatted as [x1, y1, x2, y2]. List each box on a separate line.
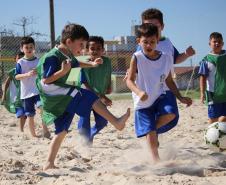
[209, 37, 224, 54]
[88, 41, 104, 60]
[21, 43, 35, 58]
[143, 18, 163, 39]
[138, 35, 158, 55]
[67, 38, 87, 56]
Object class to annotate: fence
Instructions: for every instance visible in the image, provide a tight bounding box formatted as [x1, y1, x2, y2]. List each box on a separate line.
[0, 36, 200, 98]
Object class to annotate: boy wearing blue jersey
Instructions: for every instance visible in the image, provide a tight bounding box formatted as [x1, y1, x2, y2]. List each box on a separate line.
[78, 36, 112, 143]
[37, 23, 130, 170]
[15, 37, 50, 138]
[126, 24, 192, 163]
[199, 32, 226, 123]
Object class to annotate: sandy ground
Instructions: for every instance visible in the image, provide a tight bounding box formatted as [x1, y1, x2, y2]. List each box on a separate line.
[0, 99, 226, 185]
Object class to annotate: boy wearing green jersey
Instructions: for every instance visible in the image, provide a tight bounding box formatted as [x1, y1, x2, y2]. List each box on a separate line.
[199, 32, 226, 123]
[37, 23, 130, 170]
[78, 36, 112, 143]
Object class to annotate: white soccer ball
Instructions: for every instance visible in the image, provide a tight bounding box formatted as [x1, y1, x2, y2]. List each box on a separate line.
[204, 122, 226, 152]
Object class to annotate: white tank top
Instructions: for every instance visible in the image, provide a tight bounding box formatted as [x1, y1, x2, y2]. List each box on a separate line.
[132, 50, 173, 110]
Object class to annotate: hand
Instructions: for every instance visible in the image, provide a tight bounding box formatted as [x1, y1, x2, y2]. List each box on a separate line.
[100, 96, 112, 107]
[139, 91, 148, 101]
[123, 69, 129, 81]
[27, 68, 37, 77]
[61, 59, 71, 74]
[179, 96, 192, 107]
[200, 94, 205, 104]
[106, 87, 112, 94]
[92, 57, 103, 67]
[185, 46, 195, 57]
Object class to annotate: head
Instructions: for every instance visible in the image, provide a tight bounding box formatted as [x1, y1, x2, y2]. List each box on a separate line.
[141, 8, 164, 39]
[86, 36, 104, 60]
[61, 23, 89, 56]
[136, 23, 159, 54]
[15, 51, 24, 62]
[209, 32, 224, 54]
[20, 36, 35, 59]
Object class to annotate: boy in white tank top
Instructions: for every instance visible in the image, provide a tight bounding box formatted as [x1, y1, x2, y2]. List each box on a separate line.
[126, 24, 192, 163]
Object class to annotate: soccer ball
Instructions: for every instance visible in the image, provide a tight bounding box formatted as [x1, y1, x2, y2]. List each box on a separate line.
[204, 122, 226, 152]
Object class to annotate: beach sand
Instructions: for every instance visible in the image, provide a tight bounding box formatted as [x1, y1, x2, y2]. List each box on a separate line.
[0, 99, 226, 185]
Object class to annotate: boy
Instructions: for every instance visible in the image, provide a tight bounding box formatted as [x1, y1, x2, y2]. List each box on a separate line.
[78, 36, 112, 143]
[1, 51, 27, 132]
[129, 8, 195, 133]
[199, 32, 226, 123]
[36, 23, 130, 170]
[15, 37, 50, 138]
[126, 24, 192, 162]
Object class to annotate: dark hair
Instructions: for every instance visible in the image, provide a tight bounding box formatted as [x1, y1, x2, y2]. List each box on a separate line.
[20, 36, 35, 47]
[141, 8, 163, 25]
[61, 23, 89, 44]
[16, 51, 24, 58]
[136, 23, 159, 39]
[87, 36, 104, 49]
[209, 32, 223, 41]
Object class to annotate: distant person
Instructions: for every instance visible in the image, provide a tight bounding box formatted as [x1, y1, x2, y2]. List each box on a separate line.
[126, 24, 192, 163]
[15, 36, 50, 138]
[36, 23, 130, 170]
[1, 51, 27, 132]
[199, 32, 226, 123]
[78, 36, 112, 143]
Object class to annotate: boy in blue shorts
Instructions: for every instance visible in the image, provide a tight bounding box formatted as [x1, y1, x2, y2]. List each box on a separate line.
[199, 32, 226, 123]
[36, 23, 130, 170]
[1, 51, 27, 132]
[126, 24, 192, 163]
[15, 37, 50, 138]
[78, 36, 112, 143]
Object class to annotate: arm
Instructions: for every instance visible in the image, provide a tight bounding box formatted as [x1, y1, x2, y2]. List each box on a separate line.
[175, 46, 196, 64]
[15, 63, 37, 80]
[126, 56, 147, 101]
[42, 59, 71, 84]
[200, 75, 207, 104]
[79, 57, 103, 68]
[166, 72, 192, 106]
[1, 76, 11, 102]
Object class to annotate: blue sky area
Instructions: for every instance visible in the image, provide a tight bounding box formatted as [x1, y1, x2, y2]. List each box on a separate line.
[0, 0, 226, 65]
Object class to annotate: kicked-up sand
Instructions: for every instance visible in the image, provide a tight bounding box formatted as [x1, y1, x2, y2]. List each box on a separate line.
[0, 99, 226, 185]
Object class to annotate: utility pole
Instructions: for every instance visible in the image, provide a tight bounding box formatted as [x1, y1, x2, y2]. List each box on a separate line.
[49, 0, 55, 48]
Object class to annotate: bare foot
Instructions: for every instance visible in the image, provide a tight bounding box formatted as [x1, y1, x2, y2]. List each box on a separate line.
[43, 162, 59, 171]
[114, 108, 130, 131]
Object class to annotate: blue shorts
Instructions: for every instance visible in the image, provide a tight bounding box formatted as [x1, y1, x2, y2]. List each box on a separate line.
[208, 102, 226, 119]
[157, 90, 179, 134]
[54, 88, 98, 134]
[23, 95, 41, 117]
[135, 94, 176, 138]
[15, 107, 25, 118]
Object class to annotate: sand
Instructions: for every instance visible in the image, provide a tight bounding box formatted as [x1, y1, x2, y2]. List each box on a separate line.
[0, 99, 226, 185]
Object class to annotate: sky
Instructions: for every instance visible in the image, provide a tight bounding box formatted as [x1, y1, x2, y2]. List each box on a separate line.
[0, 0, 226, 66]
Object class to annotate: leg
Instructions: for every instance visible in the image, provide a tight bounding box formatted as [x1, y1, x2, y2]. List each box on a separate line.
[42, 121, 51, 138]
[146, 131, 160, 163]
[43, 112, 74, 170]
[67, 89, 130, 131]
[78, 114, 92, 141]
[19, 116, 26, 132]
[27, 116, 37, 137]
[92, 99, 130, 131]
[156, 114, 175, 129]
[90, 110, 108, 140]
[43, 131, 67, 171]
